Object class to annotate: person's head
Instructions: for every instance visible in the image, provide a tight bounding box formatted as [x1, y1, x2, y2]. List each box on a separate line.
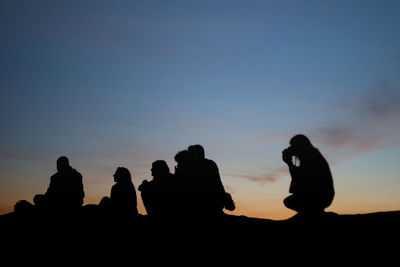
[56, 156, 70, 172]
[175, 150, 189, 164]
[174, 150, 194, 171]
[151, 160, 170, 177]
[113, 167, 132, 183]
[188, 144, 205, 160]
[289, 134, 314, 158]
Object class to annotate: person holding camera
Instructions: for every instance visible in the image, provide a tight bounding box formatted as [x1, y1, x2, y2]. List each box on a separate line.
[282, 134, 335, 216]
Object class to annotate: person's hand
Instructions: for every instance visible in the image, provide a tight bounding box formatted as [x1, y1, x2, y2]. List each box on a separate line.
[138, 180, 149, 191]
[282, 149, 292, 166]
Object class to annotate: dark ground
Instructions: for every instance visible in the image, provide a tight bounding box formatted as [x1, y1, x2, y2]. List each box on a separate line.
[1, 210, 399, 262]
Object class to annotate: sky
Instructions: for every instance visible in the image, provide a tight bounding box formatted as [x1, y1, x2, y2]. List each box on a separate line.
[1, 0, 400, 219]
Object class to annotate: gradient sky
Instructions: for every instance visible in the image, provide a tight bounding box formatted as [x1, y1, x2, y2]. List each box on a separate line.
[1, 0, 400, 219]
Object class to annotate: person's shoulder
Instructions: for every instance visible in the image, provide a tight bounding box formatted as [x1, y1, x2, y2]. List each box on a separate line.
[71, 168, 83, 178]
[50, 172, 59, 181]
[111, 182, 121, 192]
[204, 158, 217, 164]
[205, 158, 219, 169]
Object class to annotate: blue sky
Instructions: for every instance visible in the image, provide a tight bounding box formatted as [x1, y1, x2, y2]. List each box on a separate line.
[1, 0, 400, 218]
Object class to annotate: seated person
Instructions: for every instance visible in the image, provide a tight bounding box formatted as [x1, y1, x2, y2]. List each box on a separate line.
[100, 167, 138, 216]
[188, 144, 235, 215]
[138, 160, 174, 216]
[34, 156, 84, 213]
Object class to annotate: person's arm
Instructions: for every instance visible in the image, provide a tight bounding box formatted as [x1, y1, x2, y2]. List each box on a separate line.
[287, 161, 300, 177]
[45, 175, 56, 197]
[283, 149, 301, 193]
[138, 180, 149, 192]
[78, 173, 85, 200]
[282, 149, 300, 173]
[71, 171, 84, 206]
[208, 160, 226, 195]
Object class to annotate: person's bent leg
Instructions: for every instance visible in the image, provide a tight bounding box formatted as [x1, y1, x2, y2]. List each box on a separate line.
[283, 194, 302, 212]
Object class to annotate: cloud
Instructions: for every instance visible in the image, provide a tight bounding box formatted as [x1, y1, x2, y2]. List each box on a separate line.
[360, 81, 400, 118]
[0, 144, 63, 163]
[309, 80, 400, 163]
[311, 126, 379, 154]
[223, 167, 287, 186]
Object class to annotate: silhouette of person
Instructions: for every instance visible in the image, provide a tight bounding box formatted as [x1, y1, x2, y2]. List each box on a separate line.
[172, 149, 196, 215]
[34, 156, 84, 212]
[99, 167, 138, 216]
[282, 134, 335, 216]
[138, 160, 174, 216]
[186, 144, 235, 216]
[14, 199, 35, 216]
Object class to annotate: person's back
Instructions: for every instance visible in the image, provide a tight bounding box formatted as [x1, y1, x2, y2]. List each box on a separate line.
[109, 167, 138, 215]
[46, 167, 84, 208]
[172, 150, 196, 215]
[41, 156, 84, 211]
[139, 160, 174, 216]
[289, 148, 333, 197]
[188, 145, 235, 216]
[193, 158, 224, 215]
[110, 180, 137, 213]
[303, 149, 334, 198]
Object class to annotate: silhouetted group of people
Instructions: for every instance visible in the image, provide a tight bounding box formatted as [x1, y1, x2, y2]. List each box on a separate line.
[14, 135, 335, 219]
[139, 145, 235, 217]
[15, 144, 236, 218]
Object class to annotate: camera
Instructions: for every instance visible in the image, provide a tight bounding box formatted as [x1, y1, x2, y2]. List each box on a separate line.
[282, 146, 294, 158]
[282, 146, 300, 166]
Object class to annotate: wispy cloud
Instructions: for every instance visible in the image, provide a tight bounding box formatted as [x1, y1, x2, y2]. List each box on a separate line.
[223, 167, 287, 186]
[0, 144, 64, 163]
[360, 81, 400, 118]
[310, 80, 400, 162]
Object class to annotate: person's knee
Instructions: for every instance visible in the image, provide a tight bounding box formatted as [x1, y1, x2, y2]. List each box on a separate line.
[33, 194, 46, 206]
[283, 195, 295, 210]
[283, 197, 290, 208]
[284, 194, 307, 213]
[99, 196, 110, 208]
[14, 200, 34, 214]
